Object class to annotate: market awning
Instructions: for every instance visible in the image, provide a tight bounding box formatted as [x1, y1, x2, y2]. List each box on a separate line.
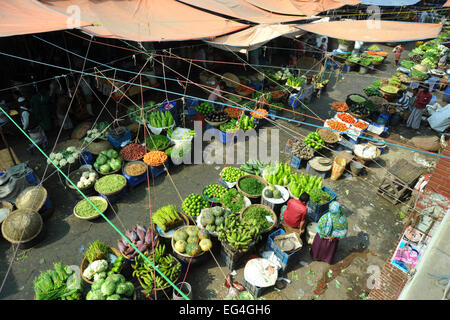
[0, 0, 91, 37]
[176, 0, 309, 23]
[205, 23, 305, 53]
[444, 0, 450, 7]
[244, 0, 360, 16]
[40, 0, 249, 42]
[359, 0, 420, 6]
[296, 20, 443, 43]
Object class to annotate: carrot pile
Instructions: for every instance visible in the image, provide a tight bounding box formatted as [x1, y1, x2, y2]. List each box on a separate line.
[236, 86, 254, 95]
[143, 150, 167, 167]
[331, 102, 349, 112]
[337, 113, 356, 124]
[354, 121, 368, 130]
[250, 109, 268, 119]
[224, 107, 243, 118]
[327, 120, 348, 132]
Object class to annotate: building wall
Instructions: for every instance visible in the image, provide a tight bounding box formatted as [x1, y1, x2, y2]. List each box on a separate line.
[369, 143, 449, 300]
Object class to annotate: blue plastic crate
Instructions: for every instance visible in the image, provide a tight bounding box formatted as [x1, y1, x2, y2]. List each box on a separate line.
[220, 242, 254, 271]
[160, 100, 178, 122]
[25, 170, 39, 185]
[185, 98, 199, 107]
[98, 187, 127, 203]
[288, 93, 303, 109]
[184, 107, 197, 116]
[268, 109, 277, 120]
[377, 113, 390, 126]
[122, 171, 147, 188]
[149, 162, 168, 179]
[266, 228, 302, 272]
[307, 186, 337, 222]
[80, 151, 94, 165]
[108, 128, 132, 148]
[290, 155, 302, 169]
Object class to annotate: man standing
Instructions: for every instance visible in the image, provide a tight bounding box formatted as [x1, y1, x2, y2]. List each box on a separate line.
[19, 97, 48, 152]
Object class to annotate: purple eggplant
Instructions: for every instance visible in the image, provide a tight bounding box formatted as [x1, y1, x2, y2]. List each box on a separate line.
[117, 239, 126, 253]
[137, 243, 147, 253]
[136, 224, 146, 233]
[121, 238, 129, 247]
[125, 230, 133, 239]
[124, 246, 134, 255]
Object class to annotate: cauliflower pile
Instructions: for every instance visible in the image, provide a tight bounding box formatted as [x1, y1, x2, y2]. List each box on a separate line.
[76, 171, 98, 189]
[48, 146, 80, 168]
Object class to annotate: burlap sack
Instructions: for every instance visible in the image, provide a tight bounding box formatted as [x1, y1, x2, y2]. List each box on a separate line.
[410, 136, 442, 152]
[71, 122, 93, 140]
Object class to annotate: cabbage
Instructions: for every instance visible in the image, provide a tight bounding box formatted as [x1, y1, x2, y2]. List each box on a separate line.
[106, 294, 121, 300]
[115, 283, 128, 295]
[86, 289, 105, 300]
[101, 279, 117, 296]
[123, 282, 134, 297]
[108, 273, 125, 284]
[91, 278, 105, 291]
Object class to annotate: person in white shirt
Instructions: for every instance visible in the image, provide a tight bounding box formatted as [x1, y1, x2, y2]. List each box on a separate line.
[18, 97, 48, 152]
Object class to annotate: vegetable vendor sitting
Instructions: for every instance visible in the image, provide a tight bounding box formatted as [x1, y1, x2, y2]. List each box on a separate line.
[280, 192, 310, 235]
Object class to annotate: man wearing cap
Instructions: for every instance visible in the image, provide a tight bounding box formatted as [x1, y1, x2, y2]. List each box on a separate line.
[280, 192, 310, 235]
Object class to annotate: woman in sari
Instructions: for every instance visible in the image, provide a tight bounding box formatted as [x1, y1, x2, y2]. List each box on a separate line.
[311, 201, 348, 264]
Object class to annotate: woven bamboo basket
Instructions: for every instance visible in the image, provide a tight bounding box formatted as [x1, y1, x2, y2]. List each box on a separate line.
[94, 174, 127, 196]
[236, 175, 268, 200]
[73, 196, 108, 221]
[170, 226, 209, 263]
[80, 247, 123, 285]
[240, 204, 278, 235]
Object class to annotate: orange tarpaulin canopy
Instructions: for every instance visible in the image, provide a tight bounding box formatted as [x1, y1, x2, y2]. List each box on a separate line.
[296, 20, 443, 42]
[444, 0, 450, 7]
[40, 0, 249, 42]
[0, 0, 91, 37]
[205, 23, 305, 53]
[177, 0, 308, 23]
[244, 0, 360, 16]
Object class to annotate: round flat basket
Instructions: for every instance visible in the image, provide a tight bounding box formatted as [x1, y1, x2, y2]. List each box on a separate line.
[316, 128, 340, 144]
[15, 186, 48, 213]
[240, 204, 277, 235]
[85, 140, 113, 156]
[73, 196, 108, 220]
[120, 144, 146, 162]
[236, 175, 268, 200]
[94, 174, 127, 196]
[261, 186, 289, 205]
[80, 247, 122, 284]
[369, 96, 388, 108]
[155, 212, 190, 239]
[123, 161, 147, 177]
[353, 143, 381, 161]
[205, 119, 228, 127]
[1, 209, 43, 244]
[222, 73, 240, 88]
[171, 226, 209, 263]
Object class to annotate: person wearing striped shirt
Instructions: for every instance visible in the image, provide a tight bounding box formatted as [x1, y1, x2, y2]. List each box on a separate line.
[396, 90, 410, 111]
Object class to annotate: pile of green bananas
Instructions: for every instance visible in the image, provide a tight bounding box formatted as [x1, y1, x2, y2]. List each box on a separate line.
[132, 245, 181, 291]
[217, 213, 262, 252]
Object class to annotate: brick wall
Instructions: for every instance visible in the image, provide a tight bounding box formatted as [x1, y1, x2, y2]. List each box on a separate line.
[369, 143, 450, 300]
[425, 144, 450, 198]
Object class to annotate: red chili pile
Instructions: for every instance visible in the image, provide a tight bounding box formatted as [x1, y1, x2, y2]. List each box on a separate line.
[120, 143, 146, 161]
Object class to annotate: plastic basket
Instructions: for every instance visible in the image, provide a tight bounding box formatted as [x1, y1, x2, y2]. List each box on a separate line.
[268, 109, 277, 120]
[122, 162, 148, 188]
[148, 161, 169, 179]
[307, 186, 337, 222]
[220, 241, 255, 271]
[266, 228, 303, 273]
[243, 279, 274, 298]
[290, 155, 302, 169]
[108, 128, 132, 148]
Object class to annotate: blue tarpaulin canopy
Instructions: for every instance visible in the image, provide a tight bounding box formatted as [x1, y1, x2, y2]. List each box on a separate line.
[359, 0, 420, 6]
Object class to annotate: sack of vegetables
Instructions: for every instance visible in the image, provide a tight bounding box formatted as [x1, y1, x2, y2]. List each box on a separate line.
[93, 149, 123, 175]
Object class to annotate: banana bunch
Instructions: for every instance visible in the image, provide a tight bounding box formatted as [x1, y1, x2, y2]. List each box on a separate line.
[132, 244, 181, 290]
[152, 205, 183, 232]
[217, 213, 262, 252]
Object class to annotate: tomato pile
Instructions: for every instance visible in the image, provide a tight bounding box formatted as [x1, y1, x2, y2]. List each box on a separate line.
[331, 102, 349, 112]
[120, 143, 146, 161]
[337, 113, 356, 124]
[354, 121, 369, 130]
[224, 107, 243, 119]
[250, 109, 268, 119]
[327, 120, 348, 132]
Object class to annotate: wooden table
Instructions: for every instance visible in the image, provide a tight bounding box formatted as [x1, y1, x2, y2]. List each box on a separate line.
[376, 159, 424, 205]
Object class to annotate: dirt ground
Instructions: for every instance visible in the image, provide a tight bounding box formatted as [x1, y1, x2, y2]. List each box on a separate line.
[0, 42, 445, 300]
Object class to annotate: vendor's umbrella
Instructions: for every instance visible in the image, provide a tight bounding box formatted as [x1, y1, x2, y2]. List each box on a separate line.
[222, 73, 240, 88]
[1, 209, 43, 244]
[15, 186, 47, 212]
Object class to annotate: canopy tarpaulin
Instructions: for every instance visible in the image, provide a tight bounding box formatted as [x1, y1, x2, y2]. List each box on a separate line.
[244, 0, 360, 16]
[359, 0, 420, 6]
[0, 0, 91, 37]
[444, 0, 450, 7]
[205, 23, 305, 53]
[176, 0, 309, 23]
[296, 20, 443, 43]
[41, 0, 249, 42]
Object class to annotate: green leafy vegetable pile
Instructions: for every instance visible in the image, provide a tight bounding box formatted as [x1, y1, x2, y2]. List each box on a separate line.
[146, 134, 170, 151]
[238, 177, 265, 196]
[242, 206, 272, 231]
